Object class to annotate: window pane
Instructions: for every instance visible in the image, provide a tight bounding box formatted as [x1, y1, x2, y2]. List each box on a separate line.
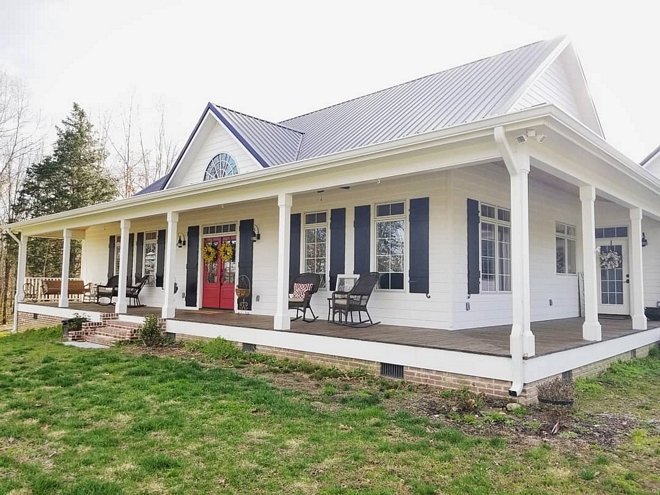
[498, 225, 511, 291]
[556, 237, 565, 273]
[481, 204, 495, 219]
[376, 219, 405, 290]
[481, 222, 496, 292]
[497, 208, 510, 223]
[391, 202, 404, 215]
[556, 223, 566, 234]
[377, 204, 390, 217]
[615, 226, 628, 237]
[567, 239, 576, 274]
[595, 228, 604, 239]
[305, 213, 316, 224]
[390, 273, 404, 290]
[144, 241, 157, 286]
[318, 212, 327, 223]
[604, 227, 616, 238]
[567, 226, 576, 237]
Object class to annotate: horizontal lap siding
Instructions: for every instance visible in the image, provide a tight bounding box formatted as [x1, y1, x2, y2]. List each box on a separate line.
[450, 165, 582, 329]
[642, 218, 660, 307]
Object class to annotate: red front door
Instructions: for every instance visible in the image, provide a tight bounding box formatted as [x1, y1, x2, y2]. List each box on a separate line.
[202, 236, 236, 309]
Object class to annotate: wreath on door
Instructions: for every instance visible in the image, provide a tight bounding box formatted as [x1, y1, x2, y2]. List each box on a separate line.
[599, 250, 622, 270]
[203, 244, 217, 264]
[219, 241, 234, 262]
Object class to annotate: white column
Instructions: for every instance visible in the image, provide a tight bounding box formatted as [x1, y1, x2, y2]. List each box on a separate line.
[115, 219, 131, 314]
[59, 229, 72, 308]
[162, 211, 179, 319]
[579, 186, 602, 340]
[630, 208, 647, 330]
[12, 234, 28, 333]
[510, 162, 535, 359]
[274, 193, 292, 330]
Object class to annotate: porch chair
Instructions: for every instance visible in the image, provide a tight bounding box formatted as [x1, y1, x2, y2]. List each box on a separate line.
[288, 272, 322, 323]
[96, 275, 119, 305]
[126, 275, 150, 308]
[330, 272, 380, 327]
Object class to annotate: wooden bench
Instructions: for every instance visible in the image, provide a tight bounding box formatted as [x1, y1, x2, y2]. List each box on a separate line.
[41, 280, 89, 297]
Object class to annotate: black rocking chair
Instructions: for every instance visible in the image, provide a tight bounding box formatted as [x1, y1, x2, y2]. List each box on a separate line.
[96, 275, 119, 305]
[127, 275, 150, 308]
[330, 272, 380, 327]
[288, 272, 322, 323]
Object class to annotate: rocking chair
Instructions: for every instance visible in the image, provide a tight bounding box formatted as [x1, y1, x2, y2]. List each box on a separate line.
[288, 272, 322, 322]
[330, 272, 380, 327]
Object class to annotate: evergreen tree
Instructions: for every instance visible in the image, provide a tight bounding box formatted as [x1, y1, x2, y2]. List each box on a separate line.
[14, 103, 117, 276]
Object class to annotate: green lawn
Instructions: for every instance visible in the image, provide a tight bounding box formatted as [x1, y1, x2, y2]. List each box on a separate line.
[0, 328, 659, 494]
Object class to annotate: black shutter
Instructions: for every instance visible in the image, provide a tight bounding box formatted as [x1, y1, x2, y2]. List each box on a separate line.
[156, 229, 166, 287]
[238, 219, 254, 310]
[135, 232, 144, 281]
[409, 198, 429, 294]
[467, 198, 480, 295]
[329, 208, 346, 290]
[107, 235, 115, 280]
[185, 226, 199, 307]
[126, 233, 134, 287]
[289, 213, 301, 288]
[354, 205, 371, 275]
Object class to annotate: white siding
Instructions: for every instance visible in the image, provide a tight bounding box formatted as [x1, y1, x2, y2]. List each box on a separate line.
[167, 119, 261, 189]
[450, 164, 583, 330]
[512, 54, 581, 121]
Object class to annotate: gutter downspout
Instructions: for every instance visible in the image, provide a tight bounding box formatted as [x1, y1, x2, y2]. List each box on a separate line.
[3, 229, 21, 333]
[493, 126, 525, 397]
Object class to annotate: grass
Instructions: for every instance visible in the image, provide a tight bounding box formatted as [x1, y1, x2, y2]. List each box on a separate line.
[0, 328, 659, 494]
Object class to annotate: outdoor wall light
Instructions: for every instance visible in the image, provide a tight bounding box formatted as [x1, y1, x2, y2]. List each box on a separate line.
[177, 233, 186, 248]
[642, 232, 648, 248]
[252, 225, 261, 242]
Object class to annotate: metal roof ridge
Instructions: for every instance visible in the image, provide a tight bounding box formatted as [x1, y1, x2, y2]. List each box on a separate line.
[278, 38, 551, 125]
[641, 144, 660, 166]
[214, 104, 305, 134]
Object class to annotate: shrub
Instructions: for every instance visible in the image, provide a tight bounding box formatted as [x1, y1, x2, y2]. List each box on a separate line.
[68, 313, 88, 332]
[139, 314, 164, 347]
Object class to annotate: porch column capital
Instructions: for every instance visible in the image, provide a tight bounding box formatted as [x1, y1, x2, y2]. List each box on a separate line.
[630, 207, 643, 221]
[579, 185, 596, 202]
[62, 228, 72, 239]
[167, 211, 179, 223]
[494, 126, 530, 176]
[278, 193, 292, 208]
[120, 218, 131, 230]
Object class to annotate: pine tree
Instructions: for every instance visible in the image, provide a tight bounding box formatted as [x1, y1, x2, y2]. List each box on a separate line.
[14, 103, 117, 276]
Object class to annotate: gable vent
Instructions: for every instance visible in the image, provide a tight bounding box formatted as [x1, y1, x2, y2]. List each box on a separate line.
[242, 343, 257, 353]
[380, 363, 404, 379]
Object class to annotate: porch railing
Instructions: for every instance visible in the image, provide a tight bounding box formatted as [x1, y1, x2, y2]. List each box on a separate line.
[23, 277, 85, 303]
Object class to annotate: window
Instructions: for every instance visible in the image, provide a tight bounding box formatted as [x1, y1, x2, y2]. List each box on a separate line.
[556, 223, 577, 274]
[595, 226, 628, 239]
[480, 204, 511, 292]
[376, 202, 405, 290]
[202, 223, 237, 235]
[204, 153, 238, 181]
[304, 212, 327, 289]
[143, 232, 158, 286]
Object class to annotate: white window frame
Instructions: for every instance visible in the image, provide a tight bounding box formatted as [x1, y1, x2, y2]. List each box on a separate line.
[143, 231, 158, 287]
[556, 222, 577, 275]
[202, 222, 238, 238]
[479, 203, 511, 293]
[374, 201, 406, 291]
[303, 211, 328, 290]
[114, 236, 121, 276]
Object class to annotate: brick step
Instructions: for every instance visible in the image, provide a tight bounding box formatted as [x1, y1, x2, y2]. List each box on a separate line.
[85, 334, 117, 346]
[106, 320, 142, 330]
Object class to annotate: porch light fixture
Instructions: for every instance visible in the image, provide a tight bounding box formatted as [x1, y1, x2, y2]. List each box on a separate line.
[516, 135, 527, 144]
[642, 232, 648, 248]
[252, 225, 261, 242]
[177, 233, 186, 248]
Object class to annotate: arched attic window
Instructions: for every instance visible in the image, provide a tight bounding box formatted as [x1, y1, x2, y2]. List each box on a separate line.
[204, 153, 238, 181]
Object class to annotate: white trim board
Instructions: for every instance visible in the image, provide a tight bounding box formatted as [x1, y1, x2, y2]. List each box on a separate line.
[17, 303, 103, 323]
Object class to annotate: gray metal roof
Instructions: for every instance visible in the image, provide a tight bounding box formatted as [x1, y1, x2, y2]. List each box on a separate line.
[279, 38, 562, 161]
[215, 106, 304, 166]
[641, 144, 660, 166]
[138, 38, 563, 195]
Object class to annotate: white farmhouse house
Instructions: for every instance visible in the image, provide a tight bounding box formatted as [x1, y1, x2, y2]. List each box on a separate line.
[7, 36, 660, 402]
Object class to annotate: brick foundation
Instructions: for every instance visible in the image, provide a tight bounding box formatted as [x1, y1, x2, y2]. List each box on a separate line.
[17, 312, 63, 332]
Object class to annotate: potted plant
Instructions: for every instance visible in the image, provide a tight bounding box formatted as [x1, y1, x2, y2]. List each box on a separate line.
[537, 377, 575, 406]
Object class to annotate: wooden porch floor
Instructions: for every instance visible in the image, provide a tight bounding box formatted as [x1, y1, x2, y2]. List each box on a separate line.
[42, 302, 647, 358]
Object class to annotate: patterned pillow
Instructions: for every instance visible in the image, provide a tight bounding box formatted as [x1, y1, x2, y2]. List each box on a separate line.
[292, 283, 314, 298]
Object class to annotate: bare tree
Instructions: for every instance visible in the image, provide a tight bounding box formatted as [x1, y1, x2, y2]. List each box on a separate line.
[0, 69, 44, 325]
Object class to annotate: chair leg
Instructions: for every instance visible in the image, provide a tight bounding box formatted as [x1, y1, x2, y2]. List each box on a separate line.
[303, 306, 318, 323]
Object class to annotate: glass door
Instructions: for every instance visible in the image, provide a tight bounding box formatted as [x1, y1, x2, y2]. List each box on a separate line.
[597, 240, 630, 315]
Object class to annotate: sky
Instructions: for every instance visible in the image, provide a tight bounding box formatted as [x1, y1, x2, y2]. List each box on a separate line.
[1, 0, 658, 162]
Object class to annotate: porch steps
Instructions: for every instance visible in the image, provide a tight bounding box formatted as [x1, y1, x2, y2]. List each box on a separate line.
[68, 316, 143, 345]
[84, 334, 119, 346]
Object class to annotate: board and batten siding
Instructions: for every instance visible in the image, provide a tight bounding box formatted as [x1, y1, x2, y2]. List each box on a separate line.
[511, 53, 582, 122]
[450, 164, 583, 330]
[167, 118, 262, 189]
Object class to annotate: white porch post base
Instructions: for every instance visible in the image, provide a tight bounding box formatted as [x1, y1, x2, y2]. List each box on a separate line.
[162, 211, 179, 320]
[59, 229, 72, 308]
[582, 321, 602, 341]
[274, 193, 292, 331]
[631, 315, 647, 331]
[115, 219, 131, 315]
[579, 185, 602, 341]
